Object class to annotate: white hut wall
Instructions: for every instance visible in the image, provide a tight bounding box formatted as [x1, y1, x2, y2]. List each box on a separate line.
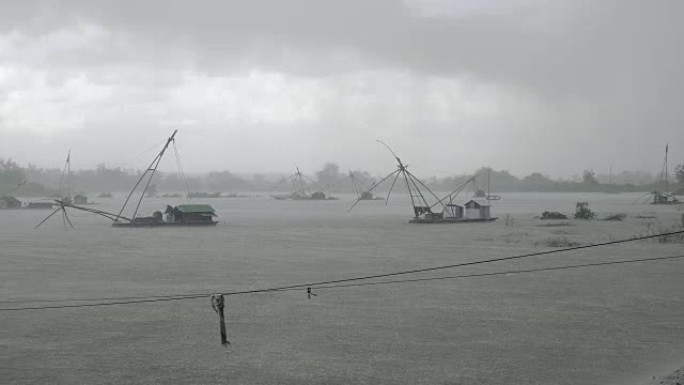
[466, 207, 481, 219]
[446, 205, 464, 219]
[481, 206, 491, 219]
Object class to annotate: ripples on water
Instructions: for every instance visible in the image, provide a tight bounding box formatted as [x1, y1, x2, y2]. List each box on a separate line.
[1, 193, 683, 384]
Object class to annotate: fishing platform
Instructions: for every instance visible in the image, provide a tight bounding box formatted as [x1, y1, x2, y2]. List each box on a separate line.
[349, 141, 498, 224]
[34, 130, 219, 229]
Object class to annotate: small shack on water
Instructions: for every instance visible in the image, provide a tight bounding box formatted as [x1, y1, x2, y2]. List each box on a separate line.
[0, 196, 22, 209]
[465, 200, 492, 220]
[73, 194, 88, 205]
[444, 203, 464, 220]
[165, 204, 217, 224]
[27, 201, 54, 209]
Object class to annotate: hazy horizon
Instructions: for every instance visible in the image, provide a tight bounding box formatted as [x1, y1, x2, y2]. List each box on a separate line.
[2, 152, 668, 184]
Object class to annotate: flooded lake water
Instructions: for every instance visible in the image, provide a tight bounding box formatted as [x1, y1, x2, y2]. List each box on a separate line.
[1, 192, 683, 384]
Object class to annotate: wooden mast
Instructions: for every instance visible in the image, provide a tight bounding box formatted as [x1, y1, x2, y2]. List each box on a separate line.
[665, 143, 669, 193]
[58, 150, 72, 200]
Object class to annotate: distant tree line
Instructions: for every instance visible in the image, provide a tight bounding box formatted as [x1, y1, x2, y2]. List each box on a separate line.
[2, 158, 683, 197]
[0, 159, 51, 196]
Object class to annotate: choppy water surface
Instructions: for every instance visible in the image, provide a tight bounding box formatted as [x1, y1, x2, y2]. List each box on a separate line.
[1, 193, 683, 384]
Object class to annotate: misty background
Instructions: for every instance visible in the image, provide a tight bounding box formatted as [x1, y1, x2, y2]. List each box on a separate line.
[1, 0, 683, 192]
[2, 156, 684, 197]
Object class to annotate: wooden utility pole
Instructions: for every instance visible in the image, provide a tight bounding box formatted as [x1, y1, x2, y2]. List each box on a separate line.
[211, 294, 229, 346]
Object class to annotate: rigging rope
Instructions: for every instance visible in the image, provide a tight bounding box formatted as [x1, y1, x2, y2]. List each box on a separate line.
[307, 254, 684, 291]
[173, 141, 192, 202]
[116, 138, 168, 169]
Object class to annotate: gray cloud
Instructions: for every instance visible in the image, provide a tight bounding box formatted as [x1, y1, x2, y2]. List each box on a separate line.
[6, 1, 680, 93]
[1, 0, 682, 176]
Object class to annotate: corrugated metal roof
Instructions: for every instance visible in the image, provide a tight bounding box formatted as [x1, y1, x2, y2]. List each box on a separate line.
[464, 200, 490, 208]
[176, 204, 216, 213]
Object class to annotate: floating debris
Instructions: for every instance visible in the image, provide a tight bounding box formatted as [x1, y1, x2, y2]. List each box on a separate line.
[574, 202, 595, 220]
[540, 211, 568, 220]
[602, 214, 626, 221]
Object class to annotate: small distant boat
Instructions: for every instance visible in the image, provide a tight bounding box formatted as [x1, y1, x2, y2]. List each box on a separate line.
[652, 191, 680, 205]
[358, 190, 384, 201]
[484, 168, 500, 201]
[651, 144, 680, 205]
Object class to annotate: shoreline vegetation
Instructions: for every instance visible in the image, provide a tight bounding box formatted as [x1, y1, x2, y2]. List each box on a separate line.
[2, 158, 683, 197]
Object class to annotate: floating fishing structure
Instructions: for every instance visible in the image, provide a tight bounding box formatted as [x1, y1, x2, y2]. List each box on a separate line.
[270, 167, 337, 200]
[57, 150, 73, 203]
[25, 151, 84, 210]
[349, 141, 496, 224]
[347, 170, 384, 201]
[55, 151, 93, 205]
[35, 130, 218, 229]
[327, 170, 383, 201]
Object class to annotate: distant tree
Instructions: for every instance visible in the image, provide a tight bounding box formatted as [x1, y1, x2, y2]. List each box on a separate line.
[675, 164, 684, 184]
[251, 174, 268, 191]
[0, 158, 26, 183]
[205, 171, 247, 191]
[316, 163, 341, 188]
[472, 167, 521, 192]
[0, 158, 28, 194]
[146, 183, 158, 197]
[0, 158, 52, 196]
[74, 163, 138, 192]
[582, 169, 599, 185]
[521, 172, 555, 191]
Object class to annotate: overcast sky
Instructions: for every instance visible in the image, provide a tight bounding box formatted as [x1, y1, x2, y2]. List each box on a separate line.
[0, 0, 682, 178]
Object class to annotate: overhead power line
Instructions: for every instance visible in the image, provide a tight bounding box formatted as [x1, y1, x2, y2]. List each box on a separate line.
[308, 254, 684, 291]
[1, 229, 683, 312]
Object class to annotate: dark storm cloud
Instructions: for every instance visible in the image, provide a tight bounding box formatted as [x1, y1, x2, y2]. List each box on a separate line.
[6, 0, 682, 98]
